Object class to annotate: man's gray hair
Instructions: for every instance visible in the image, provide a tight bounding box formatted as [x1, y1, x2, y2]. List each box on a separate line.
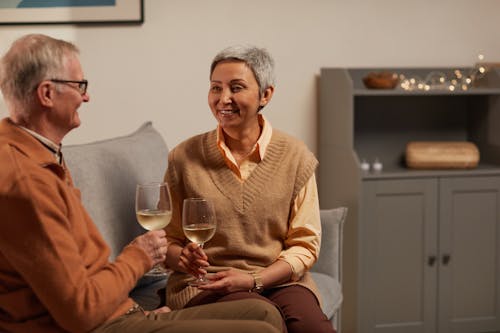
[210, 45, 275, 96]
[0, 34, 79, 116]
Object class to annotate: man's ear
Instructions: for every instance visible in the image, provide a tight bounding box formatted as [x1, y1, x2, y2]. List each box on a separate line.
[259, 85, 275, 108]
[36, 81, 55, 107]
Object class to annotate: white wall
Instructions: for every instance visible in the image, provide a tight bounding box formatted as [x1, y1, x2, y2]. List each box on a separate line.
[1, 0, 500, 155]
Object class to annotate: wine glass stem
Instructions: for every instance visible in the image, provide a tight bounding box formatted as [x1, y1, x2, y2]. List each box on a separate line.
[197, 243, 205, 281]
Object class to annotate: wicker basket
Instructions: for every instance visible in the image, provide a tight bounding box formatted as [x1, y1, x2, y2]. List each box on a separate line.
[405, 141, 480, 169]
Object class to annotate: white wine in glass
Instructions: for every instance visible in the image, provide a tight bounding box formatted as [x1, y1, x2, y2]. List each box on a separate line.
[182, 198, 216, 286]
[135, 182, 172, 276]
[136, 209, 172, 231]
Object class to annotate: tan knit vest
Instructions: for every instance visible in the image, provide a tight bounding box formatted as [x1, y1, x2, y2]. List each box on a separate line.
[165, 129, 319, 309]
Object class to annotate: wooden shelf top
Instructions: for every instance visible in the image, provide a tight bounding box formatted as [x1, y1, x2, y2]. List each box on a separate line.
[361, 162, 500, 180]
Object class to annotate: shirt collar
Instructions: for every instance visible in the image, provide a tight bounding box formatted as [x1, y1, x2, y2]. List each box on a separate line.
[256, 114, 272, 158]
[18, 125, 63, 164]
[216, 114, 273, 161]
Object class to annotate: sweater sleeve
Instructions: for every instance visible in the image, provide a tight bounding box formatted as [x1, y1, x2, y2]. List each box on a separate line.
[278, 173, 321, 281]
[0, 171, 149, 333]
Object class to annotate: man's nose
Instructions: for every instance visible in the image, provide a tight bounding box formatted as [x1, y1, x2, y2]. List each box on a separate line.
[82, 92, 90, 102]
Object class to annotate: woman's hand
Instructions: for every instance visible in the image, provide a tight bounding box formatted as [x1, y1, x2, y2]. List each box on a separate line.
[178, 242, 209, 277]
[197, 269, 254, 294]
[130, 230, 168, 267]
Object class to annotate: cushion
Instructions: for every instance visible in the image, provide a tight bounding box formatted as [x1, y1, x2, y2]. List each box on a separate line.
[311, 271, 342, 319]
[313, 207, 347, 278]
[311, 207, 348, 319]
[63, 122, 169, 259]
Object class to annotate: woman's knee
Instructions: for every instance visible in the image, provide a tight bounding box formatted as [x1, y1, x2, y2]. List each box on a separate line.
[241, 299, 285, 332]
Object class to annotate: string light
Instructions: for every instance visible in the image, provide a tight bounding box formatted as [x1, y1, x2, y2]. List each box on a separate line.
[399, 54, 487, 91]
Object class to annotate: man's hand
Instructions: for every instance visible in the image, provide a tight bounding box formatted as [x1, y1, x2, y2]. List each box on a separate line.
[131, 230, 168, 267]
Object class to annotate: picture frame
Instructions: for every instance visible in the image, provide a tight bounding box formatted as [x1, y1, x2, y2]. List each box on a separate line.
[0, 0, 144, 25]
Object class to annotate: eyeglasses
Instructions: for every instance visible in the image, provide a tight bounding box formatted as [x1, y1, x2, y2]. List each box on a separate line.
[50, 79, 88, 95]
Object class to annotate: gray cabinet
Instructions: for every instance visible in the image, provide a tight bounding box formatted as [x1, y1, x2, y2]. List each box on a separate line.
[360, 177, 500, 333]
[439, 177, 500, 333]
[318, 68, 500, 333]
[360, 178, 437, 333]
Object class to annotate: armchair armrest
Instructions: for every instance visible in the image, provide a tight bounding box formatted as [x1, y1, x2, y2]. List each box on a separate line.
[311, 207, 348, 331]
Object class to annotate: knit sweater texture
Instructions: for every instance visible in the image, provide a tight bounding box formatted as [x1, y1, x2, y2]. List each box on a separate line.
[0, 118, 150, 333]
[165, 128, 319, 309]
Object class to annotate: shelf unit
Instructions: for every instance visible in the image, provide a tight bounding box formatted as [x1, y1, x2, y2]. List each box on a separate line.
[319, 67, 500, 333]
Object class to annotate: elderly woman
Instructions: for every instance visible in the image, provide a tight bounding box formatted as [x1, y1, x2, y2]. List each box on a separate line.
[164, 45, 335, 333]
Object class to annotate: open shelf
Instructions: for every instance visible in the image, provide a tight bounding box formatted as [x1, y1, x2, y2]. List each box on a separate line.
[318, 67, 500, 181]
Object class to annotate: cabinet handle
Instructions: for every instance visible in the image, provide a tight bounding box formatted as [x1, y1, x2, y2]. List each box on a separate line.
[442, 254, 451, 265]
[427, 256, 436, 266]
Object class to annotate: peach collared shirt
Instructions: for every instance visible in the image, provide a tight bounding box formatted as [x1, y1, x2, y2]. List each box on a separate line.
[216, 115, 321, 280]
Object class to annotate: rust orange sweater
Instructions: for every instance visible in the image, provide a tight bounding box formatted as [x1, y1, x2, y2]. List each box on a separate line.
[0, 118, 150, 333]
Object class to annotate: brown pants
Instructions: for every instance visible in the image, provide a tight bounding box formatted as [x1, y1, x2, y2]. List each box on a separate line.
[185, 285, 336, 333]
[92, 299, 283, 333]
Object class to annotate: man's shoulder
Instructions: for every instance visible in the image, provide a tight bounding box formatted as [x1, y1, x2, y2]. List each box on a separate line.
[0, 139, 52, 189]
[0, 141, 28, 192]
[0, 119, 30, 164]
[0, 139, 25, 168]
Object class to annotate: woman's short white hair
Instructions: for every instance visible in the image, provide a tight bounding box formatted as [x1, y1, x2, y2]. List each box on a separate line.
[210, 45, 275, 97]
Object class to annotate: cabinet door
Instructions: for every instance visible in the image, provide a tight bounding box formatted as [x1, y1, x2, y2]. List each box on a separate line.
[439, 176, 500, 333]
[360, 179, 438, 333]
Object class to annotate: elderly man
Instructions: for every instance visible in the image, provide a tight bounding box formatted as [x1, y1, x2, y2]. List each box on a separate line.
[0, 34, 284, 333]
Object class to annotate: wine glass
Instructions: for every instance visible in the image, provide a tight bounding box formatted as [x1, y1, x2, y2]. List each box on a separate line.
[135, 182, 172, 276]
[182, 198, 217, 286]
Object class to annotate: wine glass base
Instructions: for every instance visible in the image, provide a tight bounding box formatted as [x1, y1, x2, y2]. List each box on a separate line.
[145, 265, 169, 277]
[187, 278, 210, 287]
[186, 273, 215, 286]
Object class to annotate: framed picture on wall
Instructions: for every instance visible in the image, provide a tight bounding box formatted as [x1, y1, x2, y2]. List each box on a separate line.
[0, 0, 144, 25]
